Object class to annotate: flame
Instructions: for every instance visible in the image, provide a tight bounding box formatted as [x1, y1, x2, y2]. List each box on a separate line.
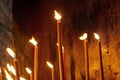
[7, 63, 11, 72]
[25, 67, 32, 75]
[10, 65, 16, 76]
[29, 36, 37, 46]
[7, 63, 16, 76]
[56, 43, 59, 46]
[6, 48, 16, 58]
[46, 61, 53, 69]
[79, 33, 88, 40]
[54, 10, 61, 21]
[20, 77, 26, 80]
[56, 43, 64, 51]
[94, 33, 100, 40]
[0, 68, 1, 74]
[4, 68, 13, 80]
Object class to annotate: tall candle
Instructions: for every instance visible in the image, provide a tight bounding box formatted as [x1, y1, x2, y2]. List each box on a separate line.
[34, 45, 38, 80]
[94, 33, 104, 80]
[25, 67, 32, 80]
[46, 61, 54, 80]
[30, 74, 32, 80]
[29, 37, 38, 80]
[6, 48, 19, 80]
[84, 40, 89, 80]
[79, 33, 90, 80]
[52, 68, 54, 80]
[98, 40, 104, 80]
[55, 10, 65, 80]
[0, 68, 2, 80]
[14, 59, 20, 80]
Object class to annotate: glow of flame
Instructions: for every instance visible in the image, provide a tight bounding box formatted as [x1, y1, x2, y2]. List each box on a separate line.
[46, 61, 53, 69]
[10, 65, 16, 76]
[20, 77, 26, 80]
[25, 67, 32, 75]
[4, 68, 13, 80]
[6, 48, 16, 58]
[7, 63, 16, 76]
[79, 33, 88, 40]
[56, 43, 59, 46]
[94, 33, 100, 40]
[0, 68, 1, 74]
[7, 63, 11, 72]
[29, 36, 37, 46]
[54, 10, 61, 21]
[56, 43, 64, 51]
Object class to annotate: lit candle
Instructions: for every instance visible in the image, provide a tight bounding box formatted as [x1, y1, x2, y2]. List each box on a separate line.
[46, 61, 54, 80]
[29, 37, 38, 80]
[94, 33, 104, 80]
[3, 67, 13, 80]
[25, 67, 32, 80]
[54, 10, 65, 80]
[0, 68, 2, 80]
[79, 33, 90, 80]
[7, 63, 16, 77]
[6, 48, 19, 80]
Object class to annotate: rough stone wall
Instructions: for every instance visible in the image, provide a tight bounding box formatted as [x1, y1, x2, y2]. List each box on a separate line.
[0, 0, 12, 66]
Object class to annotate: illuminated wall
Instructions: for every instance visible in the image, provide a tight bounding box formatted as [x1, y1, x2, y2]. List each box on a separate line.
[0, 0, 12, 66]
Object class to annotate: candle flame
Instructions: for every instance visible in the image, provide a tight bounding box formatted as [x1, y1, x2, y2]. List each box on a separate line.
[79, 33, 88, 40]
[46, 61, 53, 69]
[94, 33, 100, 40]
[0, 68, 1, 74]
[7, 63, 11, 72]
[20, 77, 26, 80]
[4, 68, 13, 80]
[56, 43, 59, 46]
[56, 43, 64, 51]
[54, 10, 61, 21]
[7, 63, 16, 76]
[6, 48, 16, 58]
[25, 67, 32, 75]
[29, 36, 37, 46]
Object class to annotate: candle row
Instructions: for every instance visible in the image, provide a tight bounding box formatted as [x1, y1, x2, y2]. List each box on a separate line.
[79, 33, 104, 80]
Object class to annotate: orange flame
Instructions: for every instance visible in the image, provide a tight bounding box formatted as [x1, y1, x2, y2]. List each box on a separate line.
[6, 48, 16, 58]
[94, 33, 100, 40]
[46, 61, 53, 69]
[54, 10, 61, 21]
[29, 36, 37, 46]
[25, 67, 32, 75]
[79, 33, 88, 40]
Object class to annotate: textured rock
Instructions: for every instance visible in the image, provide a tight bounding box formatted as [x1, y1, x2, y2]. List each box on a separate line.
[0, 0, 12, 66]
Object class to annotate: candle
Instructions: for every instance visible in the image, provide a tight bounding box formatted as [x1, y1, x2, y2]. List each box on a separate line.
[6, 48, 19, 80]
[14, 59, 20, 80]
[7, 63, 16, 77]
[25, 67, 32, 80]
[3, 67, 13, 80]
[0, 68, 2, 80]
[94, 33, 104, 80]
[46, 61, 54, 80]
[79, 33, 90, 80]
[54, 10, 65, 80]
[29, 37, 38, 80]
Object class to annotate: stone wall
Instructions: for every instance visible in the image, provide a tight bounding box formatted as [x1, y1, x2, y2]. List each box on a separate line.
[0, 0, 12, 66]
